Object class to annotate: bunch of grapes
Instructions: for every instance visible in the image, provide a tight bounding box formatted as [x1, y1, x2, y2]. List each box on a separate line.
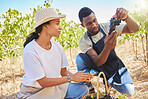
[109, 18, 121, 35]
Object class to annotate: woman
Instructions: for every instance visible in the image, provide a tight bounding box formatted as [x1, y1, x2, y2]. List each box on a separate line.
[17, 8, 93, 99]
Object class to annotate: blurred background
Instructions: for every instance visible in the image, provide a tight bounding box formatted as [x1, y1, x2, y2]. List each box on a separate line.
[0, 0, 148, 98]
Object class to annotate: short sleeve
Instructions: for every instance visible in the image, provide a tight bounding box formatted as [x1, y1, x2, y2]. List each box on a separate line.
[56, 42, 69, 68]
[61, 50, 69, 68]
[23, 52, 45, 82]
[79, 39, 92, 53]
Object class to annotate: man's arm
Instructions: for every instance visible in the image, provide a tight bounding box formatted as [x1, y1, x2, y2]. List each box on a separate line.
[115, 8, 139, 34]
[122, 16, 139, 33]
[85, 8, 138, 67]
[87, 31, 117, 67]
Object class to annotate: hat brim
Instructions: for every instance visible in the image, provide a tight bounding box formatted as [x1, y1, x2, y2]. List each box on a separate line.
[30, 14, 66, 32]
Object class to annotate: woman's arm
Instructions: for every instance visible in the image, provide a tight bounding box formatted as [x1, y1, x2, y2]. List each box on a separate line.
[37, 76, 68, 88]
[37, 67, 93, 88]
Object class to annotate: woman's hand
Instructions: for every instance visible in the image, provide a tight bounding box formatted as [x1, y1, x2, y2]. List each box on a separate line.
[70, 71, 93, 84]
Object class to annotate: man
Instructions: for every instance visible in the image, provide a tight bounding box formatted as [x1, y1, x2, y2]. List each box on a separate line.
[76, 7, 139, 97]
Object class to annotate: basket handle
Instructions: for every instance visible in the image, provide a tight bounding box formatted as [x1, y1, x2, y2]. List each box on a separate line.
[97, 72, 109, 99]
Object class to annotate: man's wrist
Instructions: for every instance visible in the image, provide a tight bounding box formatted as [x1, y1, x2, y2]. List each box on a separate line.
[122, 15, 129, 21]
[104, 45, 112, 52]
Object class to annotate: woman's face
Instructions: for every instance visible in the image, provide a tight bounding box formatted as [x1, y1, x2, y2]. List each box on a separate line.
[45, 19, 62, 37]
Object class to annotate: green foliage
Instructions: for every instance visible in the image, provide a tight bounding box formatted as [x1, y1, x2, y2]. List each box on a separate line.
[0, 5, 42, 60]
[120, 0, 148, 64]
[118, 94, 127, 99]
[120, 1, 148, 44]
[53, 20, 85, 49]
[44, 0, 52, 8]
[0, 0, 85, 60]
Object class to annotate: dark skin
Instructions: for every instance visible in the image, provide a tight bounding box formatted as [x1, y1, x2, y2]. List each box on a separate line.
[81, 7, 139, 67]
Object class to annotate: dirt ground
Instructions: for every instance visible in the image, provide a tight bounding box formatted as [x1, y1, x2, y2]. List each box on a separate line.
[0, 40, 148, 99]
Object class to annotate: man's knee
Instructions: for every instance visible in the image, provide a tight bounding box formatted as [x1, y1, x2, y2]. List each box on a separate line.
[76, 54, 85, 71]
[124, 84, 134, 97]
[76, 55, 83, 64]
[112, 83, 134, 97]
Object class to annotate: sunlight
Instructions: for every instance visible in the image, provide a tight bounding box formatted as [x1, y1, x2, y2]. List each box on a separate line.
[136, 0, 148, 10]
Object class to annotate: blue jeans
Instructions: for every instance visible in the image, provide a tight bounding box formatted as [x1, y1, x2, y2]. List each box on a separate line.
[65, 83, 89, 99]
[110, 83, 134, 97]
[76, 55, 134, 97]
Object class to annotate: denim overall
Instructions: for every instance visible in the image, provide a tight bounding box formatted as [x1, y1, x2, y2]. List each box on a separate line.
[78, 25, 133, 85]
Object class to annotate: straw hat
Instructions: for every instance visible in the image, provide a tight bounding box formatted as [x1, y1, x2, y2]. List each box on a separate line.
[30, 8, 66, 31]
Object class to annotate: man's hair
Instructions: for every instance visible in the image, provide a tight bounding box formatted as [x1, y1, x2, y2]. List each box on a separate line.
[78, 7, 95, 23]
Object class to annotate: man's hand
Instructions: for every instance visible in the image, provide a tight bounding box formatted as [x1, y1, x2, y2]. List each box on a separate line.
[114, 7, 128, 20]
[104, 31, 117, 51]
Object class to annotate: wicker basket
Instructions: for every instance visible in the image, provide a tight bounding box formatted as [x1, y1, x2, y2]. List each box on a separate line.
[82, 72, 109, 99]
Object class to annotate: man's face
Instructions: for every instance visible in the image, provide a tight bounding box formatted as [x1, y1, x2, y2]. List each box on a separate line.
[82, 13, 99, 36]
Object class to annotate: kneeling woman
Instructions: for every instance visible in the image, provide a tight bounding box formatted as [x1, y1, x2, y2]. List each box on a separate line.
[17, 8, 92, 99]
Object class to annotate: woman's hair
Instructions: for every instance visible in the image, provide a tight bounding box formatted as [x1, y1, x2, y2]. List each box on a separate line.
[23, 21, 50, 47]
[78, 7, 95, 23]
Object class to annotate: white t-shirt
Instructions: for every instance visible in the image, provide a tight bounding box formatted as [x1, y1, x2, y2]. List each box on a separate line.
[22, 39, 69, 98]
[79, 22, 125, 53]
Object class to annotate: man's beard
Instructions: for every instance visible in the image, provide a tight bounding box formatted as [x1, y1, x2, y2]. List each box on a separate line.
[90, 27, 99, 35]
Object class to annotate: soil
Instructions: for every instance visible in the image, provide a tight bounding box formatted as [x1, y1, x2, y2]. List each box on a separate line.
[0, 40, 148, 99]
